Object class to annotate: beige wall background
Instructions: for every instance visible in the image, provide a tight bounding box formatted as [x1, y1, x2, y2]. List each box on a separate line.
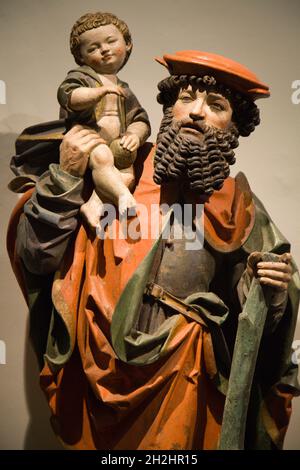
[0, 0, 299, 450]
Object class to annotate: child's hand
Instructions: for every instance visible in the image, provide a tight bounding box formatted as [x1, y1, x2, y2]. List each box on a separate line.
[97, 85, 125, 100]
[70, 86, 125, 110]
[120, 134, 140, 152]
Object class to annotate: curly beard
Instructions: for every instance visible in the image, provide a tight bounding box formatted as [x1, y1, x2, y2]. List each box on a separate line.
[153, 108, 240, 196]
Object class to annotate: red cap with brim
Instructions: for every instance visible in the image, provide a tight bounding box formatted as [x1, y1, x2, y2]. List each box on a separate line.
[155, 50, 270, 100]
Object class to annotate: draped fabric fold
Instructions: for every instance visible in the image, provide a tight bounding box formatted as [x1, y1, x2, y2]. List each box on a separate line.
[7, 146, 299, 449]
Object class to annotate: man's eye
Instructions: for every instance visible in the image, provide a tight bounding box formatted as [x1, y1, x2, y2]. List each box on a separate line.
[180, 95, 193, 102]
[210, 102, 225, 111]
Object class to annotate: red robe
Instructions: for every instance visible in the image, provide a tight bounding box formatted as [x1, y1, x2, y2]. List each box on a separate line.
[7, 145, 296, 450]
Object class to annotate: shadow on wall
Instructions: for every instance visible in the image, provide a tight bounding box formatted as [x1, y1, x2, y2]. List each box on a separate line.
[1, 131, 19, 251]
[0, 131, 18, 189]
[23, 321, 63, 450]
[1, 129, 62, 449]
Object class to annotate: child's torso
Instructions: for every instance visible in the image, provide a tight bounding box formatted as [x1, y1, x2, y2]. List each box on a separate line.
[96, 74, 121, 143]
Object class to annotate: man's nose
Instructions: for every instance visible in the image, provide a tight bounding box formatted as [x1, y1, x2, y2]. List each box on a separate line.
[189, 99, 206, 121]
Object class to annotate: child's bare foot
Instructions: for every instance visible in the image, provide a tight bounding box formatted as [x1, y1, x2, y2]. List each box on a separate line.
[118, 192, 137, 218]
[80, 191, 104, 230]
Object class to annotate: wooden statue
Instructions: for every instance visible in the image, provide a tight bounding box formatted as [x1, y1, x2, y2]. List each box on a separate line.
[58, 12, 151, 227]
[7, 43, 300, 450]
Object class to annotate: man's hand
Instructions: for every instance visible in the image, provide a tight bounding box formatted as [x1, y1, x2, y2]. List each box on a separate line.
[120, 133, 140, 152]
[59, 125, 105, 177]
[247, 251, 292, 291]
[246, 252, 292, 329]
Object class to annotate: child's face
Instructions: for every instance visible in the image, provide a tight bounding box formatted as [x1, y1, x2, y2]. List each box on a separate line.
[79, 24, 130, 74]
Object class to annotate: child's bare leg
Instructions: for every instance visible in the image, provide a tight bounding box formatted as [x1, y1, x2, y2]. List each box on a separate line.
[120, 165, 135, 191]
[80, 190, 104, 229]
[90, 144, 136, 215]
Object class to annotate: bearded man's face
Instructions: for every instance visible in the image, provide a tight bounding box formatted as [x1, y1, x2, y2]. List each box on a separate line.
[153, 86, 240, 196]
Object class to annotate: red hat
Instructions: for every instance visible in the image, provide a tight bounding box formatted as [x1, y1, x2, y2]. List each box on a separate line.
[155, 50, 270, 100]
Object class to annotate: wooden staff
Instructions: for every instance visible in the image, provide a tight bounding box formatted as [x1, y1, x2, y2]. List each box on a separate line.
[219, 252, 286, 450]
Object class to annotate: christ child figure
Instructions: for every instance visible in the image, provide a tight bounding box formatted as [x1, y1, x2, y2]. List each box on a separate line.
[58, 12, 151, 227]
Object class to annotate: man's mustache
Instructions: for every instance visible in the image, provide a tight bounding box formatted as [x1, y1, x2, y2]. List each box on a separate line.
[176, 118, 209, 134]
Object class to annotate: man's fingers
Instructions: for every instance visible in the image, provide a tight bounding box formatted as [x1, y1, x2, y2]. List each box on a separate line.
[259, 277, 288, 290]
[60, 126, 104, 177]
[66, 129, 104, 149]
[76, 129, 100, 140]
[280, 252, 292, 263]
[65, 125, 94, 137]
[246, 251, 262, 276]
[247, 251, 292, 292]
[63, 130, 97, 147]
[78, 134, 105, 146]
[257, 262, 292, 273]
[66, 125, 100, 137]
[257, 269, 291, 282]
[247, 251, 262, 268]
[66, 124, 85, 134]
[81, 137, 104, 154]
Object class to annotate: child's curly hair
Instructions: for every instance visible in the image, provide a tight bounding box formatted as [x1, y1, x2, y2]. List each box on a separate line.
[70, 12, 132, 69]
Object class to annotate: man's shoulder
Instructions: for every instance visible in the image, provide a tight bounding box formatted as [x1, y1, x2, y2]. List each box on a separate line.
[207, 172, 253, 208]
[204, 172, 255, 252]
[226, 171, 252, 193]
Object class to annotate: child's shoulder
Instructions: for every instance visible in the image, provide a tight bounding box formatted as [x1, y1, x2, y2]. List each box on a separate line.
[117, 78, 129, 89]
[65, 65, 102, 85]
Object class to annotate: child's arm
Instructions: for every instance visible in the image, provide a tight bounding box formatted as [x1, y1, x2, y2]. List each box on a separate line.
[119, 85, 151, 151]
[69, 85, 125, 111]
